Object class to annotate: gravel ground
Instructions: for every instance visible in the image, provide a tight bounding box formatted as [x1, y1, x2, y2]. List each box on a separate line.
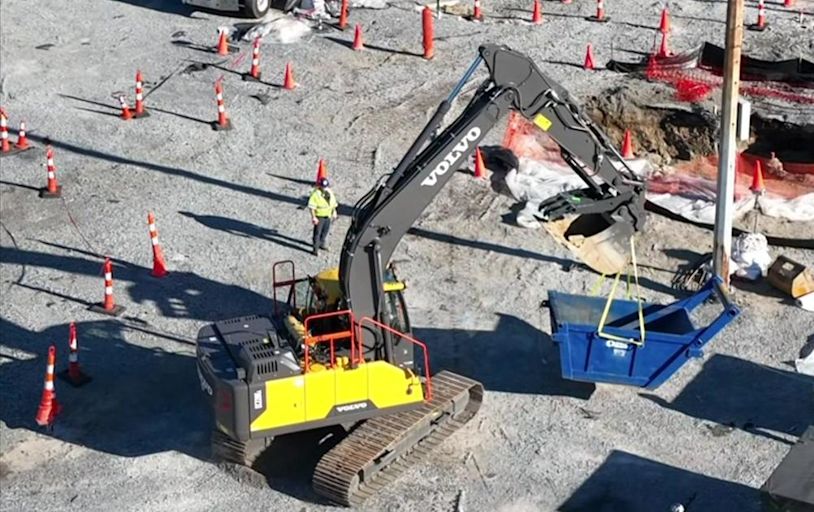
[1, 0, 813, 511]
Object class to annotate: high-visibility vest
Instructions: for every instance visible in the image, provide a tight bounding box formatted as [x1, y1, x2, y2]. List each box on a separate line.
[308, 188, 337, 217]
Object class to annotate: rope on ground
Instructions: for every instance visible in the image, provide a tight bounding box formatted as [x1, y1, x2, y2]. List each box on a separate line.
[0, 219, 26, 291]
[59, 196, 102, 258]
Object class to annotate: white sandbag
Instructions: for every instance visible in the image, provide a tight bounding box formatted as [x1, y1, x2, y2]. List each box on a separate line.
[730, 232, 771, 280]
[241, 15, 312, 43]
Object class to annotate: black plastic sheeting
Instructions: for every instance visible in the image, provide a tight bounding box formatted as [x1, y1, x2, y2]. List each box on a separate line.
[608, 43, 814, 85]
[761, 425, 814, 510]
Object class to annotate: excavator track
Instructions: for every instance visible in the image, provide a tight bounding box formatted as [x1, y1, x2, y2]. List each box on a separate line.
[211, 429, 273, 468]
[312, 371, 484, 507]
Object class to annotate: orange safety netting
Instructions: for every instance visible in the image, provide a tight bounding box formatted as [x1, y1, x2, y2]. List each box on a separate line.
[645, 56, 814, 105]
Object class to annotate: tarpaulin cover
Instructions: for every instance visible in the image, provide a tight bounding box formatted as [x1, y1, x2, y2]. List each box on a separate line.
[500, 112, 814, 225]
[761, 426, 814, 509]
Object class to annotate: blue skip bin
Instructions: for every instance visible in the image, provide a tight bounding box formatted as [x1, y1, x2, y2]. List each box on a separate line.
[548, 277, 741, 389]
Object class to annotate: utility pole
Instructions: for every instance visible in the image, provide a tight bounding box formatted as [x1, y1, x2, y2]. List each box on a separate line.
[712, 0, 745, 290]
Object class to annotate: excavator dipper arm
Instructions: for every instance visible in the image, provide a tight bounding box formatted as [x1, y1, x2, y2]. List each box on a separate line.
[339, 44, 646, 359]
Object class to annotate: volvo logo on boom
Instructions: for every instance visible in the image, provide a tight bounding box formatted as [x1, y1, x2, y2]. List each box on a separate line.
[421, 127, 482, 187]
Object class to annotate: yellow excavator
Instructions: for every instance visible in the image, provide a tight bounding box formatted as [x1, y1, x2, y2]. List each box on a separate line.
[195, 44, 647, 506]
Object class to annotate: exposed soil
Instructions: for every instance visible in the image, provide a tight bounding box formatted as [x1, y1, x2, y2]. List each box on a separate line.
[586, 86, 814, 167]
[584, 86, 719, 164]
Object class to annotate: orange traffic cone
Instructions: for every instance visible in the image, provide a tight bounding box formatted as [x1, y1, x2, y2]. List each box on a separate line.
[0, 109, 10, 154]
[90, 257, 125, 316]
[472, 0, 483, 20]
[352, 24, 364, 50]
[59, 322, 92, 387]
[316, 159, 328, 184]
[473, 147, 486, 178]
[15, 120, 30, 150]
[39, 146, 62, 199]
[749, 0, 768, 31]
[587, 0, 608, 22]
[243, 38, 262, 81]
[283, 62, 296, 90]
[621, 129, 634, 158]
[216, 27, 231, 55]
[148, 212, 169, 278]
[212, 80, 233, 131]
[657, 32, 671, 58]
[119, 95, 133, 121]
[659, 7, 670, 33]
[750, 160, 766, 194]
[532, 0, 542, 24]
[134, 70, 149, 118]
[35, 346, 62, 428]
[584, 44, 596, 70]
[339, 0, 349, 29]
[422, 7, 434, 60]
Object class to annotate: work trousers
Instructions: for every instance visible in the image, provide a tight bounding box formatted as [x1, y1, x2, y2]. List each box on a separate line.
[313, 217, 332, 250]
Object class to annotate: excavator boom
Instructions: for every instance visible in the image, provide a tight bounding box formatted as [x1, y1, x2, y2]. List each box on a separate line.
[340, 44, 647, 348]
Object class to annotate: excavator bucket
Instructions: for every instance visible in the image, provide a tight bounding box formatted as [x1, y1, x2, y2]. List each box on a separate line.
[543, 213, 633, 275]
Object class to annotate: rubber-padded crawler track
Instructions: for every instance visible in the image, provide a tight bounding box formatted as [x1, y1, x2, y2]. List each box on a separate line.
[312, 371, 484, 506]
[211, 429, 272, 467]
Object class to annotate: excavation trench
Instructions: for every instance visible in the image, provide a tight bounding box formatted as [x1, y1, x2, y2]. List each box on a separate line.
[583, 86, 814, 168]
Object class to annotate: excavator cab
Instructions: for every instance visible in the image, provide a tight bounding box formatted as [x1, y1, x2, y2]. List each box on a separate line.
[275, 264, 411, 353]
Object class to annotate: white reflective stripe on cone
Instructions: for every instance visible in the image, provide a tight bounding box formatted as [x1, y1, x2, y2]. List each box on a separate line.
[45, 381, 54, 391]
[104, 272, 112, 280]
[218, 105, 225, 113]
[105, 286, 113, 294]
[48, 172, 55, 179]
[151, 238, 159, 246]
[47, 364, 55, 374]
[149, 224, 157, 233]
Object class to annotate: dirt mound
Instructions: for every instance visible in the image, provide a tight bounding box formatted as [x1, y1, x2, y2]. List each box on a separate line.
[583, 86, 719, 163]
